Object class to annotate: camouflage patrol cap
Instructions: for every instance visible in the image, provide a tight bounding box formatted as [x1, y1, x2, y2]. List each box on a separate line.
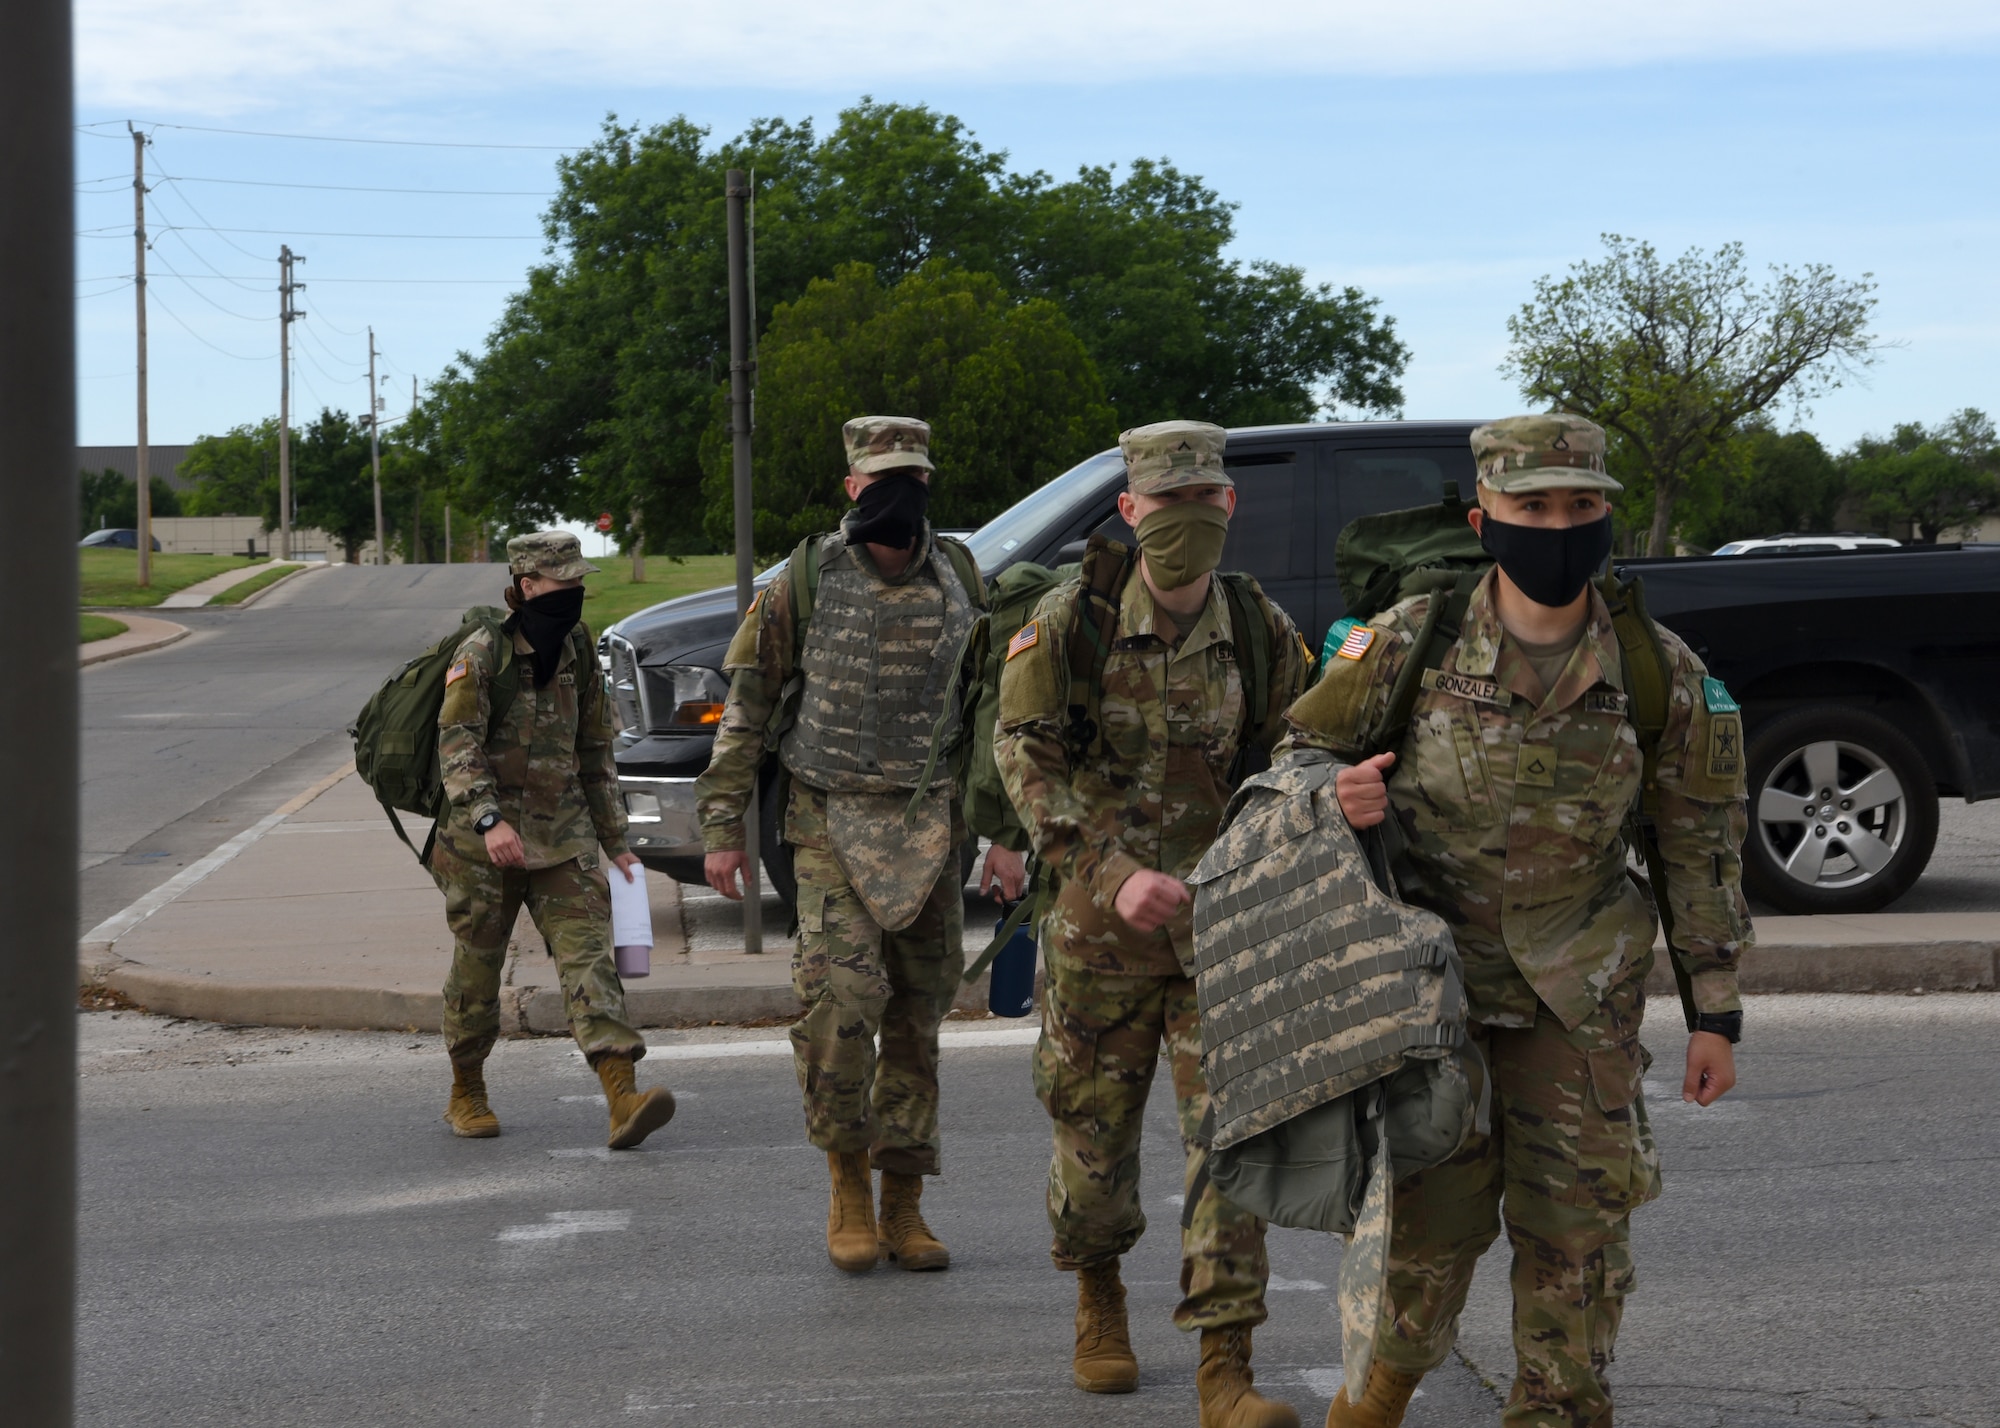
[1119, 420, 1234, 495]
[843, 415, 935, 475]
[1470, 413, 1623, 494]
[506, 530, 598, 580]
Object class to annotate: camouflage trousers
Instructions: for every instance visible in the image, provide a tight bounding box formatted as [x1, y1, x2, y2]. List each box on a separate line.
[1034, 959, 1270, 1332]
[430, 839, 644, 1064]
[788, 842, 964, 1176]
[1371, 985, 1660, 1428]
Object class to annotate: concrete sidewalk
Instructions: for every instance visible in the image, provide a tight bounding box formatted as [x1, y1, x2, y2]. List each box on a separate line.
[79, 612, 188, 667]
[78, 769, 2000, 1031]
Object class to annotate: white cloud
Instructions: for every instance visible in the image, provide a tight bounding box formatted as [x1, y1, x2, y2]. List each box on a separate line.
[78, 0, 2000, 114]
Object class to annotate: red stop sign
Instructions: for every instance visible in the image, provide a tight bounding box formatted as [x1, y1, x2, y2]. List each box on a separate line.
[595, 511, 613, 533]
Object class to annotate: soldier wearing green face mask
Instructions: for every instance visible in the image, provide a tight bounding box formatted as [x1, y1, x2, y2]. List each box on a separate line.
[996, 420, 1313, 1428]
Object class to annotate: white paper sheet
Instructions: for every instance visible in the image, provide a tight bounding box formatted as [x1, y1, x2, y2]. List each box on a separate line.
[609, 861, 653, 949]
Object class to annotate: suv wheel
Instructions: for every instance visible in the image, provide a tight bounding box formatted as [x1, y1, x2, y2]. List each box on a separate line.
[1742, 707, 1938, 915]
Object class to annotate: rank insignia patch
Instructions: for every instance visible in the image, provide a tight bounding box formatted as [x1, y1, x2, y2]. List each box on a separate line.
[1006, 620, 1041, 660]
[445, 659, 469, 686]
[1336, 626, 1377, 661]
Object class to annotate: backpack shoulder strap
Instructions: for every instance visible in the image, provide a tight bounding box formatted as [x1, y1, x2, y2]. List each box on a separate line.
[481, 611, 522, 743]
[934, 534, 987, 610]
[1218, 573, 1272, 731]
[787, 534, 823, 645]
[1362, 570, 1480, 759]
[1064, 538, 1136, 754]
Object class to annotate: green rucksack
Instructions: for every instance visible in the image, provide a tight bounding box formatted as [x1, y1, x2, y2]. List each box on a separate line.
[349, 606, 590, 862]
[1328, 486, 1704, 1031]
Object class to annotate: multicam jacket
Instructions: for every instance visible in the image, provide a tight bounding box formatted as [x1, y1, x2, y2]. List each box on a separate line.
[436, 620, 627, 869]
[1279, 570, 1751, 1030]
[995, 565, 1312, 977]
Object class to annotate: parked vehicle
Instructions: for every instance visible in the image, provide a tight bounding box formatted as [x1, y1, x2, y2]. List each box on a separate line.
[603, 421, 2000, 917]
[80, 527, 161, 551]
[1711, 533, 1901, 555]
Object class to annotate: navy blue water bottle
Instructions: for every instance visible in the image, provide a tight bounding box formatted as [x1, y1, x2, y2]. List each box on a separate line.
[987, 900, 1038, 1018]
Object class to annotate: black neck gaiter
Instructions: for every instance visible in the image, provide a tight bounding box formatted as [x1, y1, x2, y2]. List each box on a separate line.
[1478, 513, 1614, 609]
[846, 471, 930, 551]
[514, 586, 585, 686]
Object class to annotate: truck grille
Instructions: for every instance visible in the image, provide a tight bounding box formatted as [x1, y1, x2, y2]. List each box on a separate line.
[603, 633, 649, 736]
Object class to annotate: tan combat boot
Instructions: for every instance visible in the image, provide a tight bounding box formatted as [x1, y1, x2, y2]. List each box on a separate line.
[1323, 1361, 1422, 1428]
[1072, 1261, 1138, 1394]
[877, 1171, 950, 1271]
[1198, 1325, 1301, 1428]
[443, 1057, 500, 1138]
[594, 1053, 676, 1149]
[825, 1152, 879, 1272]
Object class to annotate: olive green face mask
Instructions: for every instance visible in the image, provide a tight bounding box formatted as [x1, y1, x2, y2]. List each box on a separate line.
[1134, 500, 1231, 591]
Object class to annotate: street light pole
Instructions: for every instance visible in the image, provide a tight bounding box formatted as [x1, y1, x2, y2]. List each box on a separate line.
[1, 2, 80, 1421]
[368, 327, 384, 565]
[725, 168, 762, 955]
[277, 247, 305, 560]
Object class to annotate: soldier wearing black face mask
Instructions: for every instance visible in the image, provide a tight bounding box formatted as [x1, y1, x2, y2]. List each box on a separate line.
[430, 530, 676, 1151]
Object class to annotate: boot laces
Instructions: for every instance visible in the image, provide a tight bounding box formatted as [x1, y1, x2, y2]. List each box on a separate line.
[1079, 1270, 1125, 1341]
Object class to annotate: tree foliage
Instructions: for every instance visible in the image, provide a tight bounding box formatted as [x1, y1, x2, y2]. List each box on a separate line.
[78, 469, 180, 534]
[702, 263, 1117, 553]
[1845, 408, 2000, 543]
[181, 419, 279, 519]
[425, 100, 1407, 551]
[1505, 235, 1877, 555]
[1674, 425, 1848, 551]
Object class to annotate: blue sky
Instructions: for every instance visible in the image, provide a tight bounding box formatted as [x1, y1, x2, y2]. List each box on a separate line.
[73, 2, 2000, 456]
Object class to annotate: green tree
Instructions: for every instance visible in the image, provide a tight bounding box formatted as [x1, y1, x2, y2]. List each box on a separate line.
[1845, 408, 2000, 543]
[77, 469, 181, 533]
[180, 419, 280, 520]
[291, 409, 376, 562]
[701, 262, 1117, 552]
[1505, 235, 1877, 555]
[1675, 425, 1851, 551]
[429, 100, 1407, 550]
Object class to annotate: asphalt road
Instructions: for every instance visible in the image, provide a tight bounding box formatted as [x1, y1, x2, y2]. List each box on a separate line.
[77, 994, 2000, 1428]
[78, 562, 509, 933]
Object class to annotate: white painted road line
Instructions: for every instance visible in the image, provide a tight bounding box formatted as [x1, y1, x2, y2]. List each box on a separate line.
[637, 1025, 1041, 1061]
[496, 1209, 632, 1241]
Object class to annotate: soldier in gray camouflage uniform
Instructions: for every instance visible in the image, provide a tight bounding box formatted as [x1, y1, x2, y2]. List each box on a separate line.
[433, 531, 676, 1150]
[695, 416, 1024, 1276]
[1288, 415, 1750, 1428]
[997, 421, 1313, 1428]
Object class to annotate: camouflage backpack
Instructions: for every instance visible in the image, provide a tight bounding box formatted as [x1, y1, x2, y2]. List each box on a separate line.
[1330, 486, 1706, 1031]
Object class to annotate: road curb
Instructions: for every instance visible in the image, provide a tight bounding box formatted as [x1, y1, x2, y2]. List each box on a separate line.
[80, 613, 189, 667]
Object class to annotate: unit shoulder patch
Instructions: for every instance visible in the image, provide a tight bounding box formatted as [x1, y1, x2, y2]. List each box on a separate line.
[1335, 625, 1377, 661]
[1006, 619, 1042, 661]
[1420, 667, 1506, 707]
[1702, 676, 1740, 714]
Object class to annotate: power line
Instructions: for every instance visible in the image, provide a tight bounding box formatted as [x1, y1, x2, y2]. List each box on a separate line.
[297, 339, 367, 387]
[147, 286, 266, 361]
[153, 224, 542, 240]
[154, 224, 268, 293]
[78, 271, 522, 285]
[147, 167, 272, 261]
[76, 119, 577, 151]
[298, 317, 366, 374]
[107, 174, 555, 197]
[148, 247, 267, 322]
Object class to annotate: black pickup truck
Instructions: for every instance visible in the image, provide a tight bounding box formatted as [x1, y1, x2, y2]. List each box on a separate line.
[601, 420, 2000, 916]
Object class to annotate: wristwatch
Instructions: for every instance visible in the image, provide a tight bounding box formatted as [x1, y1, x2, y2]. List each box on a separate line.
[1692, 1011, 1743, 1044]
[473, 812, 501, 836]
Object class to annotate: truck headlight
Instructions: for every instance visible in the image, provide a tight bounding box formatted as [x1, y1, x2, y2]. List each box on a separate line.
[650, 664, 731, 727]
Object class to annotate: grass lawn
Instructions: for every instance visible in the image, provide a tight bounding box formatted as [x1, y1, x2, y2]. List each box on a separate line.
[582, 555, 739, 633]
[208, 563, 302, 605]
[79, 614, 128, 644]
[80, 550, 266, 607]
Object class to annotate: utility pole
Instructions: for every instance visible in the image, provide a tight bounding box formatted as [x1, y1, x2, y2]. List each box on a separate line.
[131, 123, 151, 586]
[725, 168, 762, 954]
[277, 246, 305, 560]
[367, 327, 384, 565]
[4, 1, 81, 1420]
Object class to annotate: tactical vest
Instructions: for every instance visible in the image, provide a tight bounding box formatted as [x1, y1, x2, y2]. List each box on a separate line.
[1188, 747, 1476, 1234]
[780, 532, 976, 795]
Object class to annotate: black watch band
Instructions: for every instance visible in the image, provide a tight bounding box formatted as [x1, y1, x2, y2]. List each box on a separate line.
[1693, 1011, 1743, 1044]
[473, 812, 500, 835]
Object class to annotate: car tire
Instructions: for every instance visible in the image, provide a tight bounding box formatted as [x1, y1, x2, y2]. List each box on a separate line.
[1741, 706, 1938, 915]
[757, 770, 798, 917]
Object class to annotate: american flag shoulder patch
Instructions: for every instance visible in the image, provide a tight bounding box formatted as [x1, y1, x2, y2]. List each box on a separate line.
[445, 658, 470, 686]
[1006, 620, 1041, 660]
[1335, 626, 1377, 661]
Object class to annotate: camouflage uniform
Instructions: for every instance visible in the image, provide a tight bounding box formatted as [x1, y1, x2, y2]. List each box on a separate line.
[995, 422, 1313, 1333]
[433, 536, 643, 1065]
[695, 417, 974, 1176]
[1285, 415, 1751, 1426]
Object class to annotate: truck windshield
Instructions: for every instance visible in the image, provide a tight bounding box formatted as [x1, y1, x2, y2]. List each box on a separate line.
[964, 451, 1125, 573]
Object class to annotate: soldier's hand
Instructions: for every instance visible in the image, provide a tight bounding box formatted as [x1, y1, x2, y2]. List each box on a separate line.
[705, 850, 750, 901]
[611, 852, 641, 883]
[483, 820, 527, 869]
[1683, 1031, 1737, 1106]
[1335, 752, 1398, 828]
[980, 844, 1027, 902]
[1113, 869, 1191, 934]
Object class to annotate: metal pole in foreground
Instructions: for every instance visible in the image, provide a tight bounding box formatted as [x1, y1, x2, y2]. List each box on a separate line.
[131, 124, 151, 586]
[725, 168, 762, 955]
[1, 1, 80, 1421]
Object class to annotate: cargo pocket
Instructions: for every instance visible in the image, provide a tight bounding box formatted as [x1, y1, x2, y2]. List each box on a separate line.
[1575, 1038, 1649, 1211]
[1589, 1237, 1638, 1369]
[790, 884, 829, 1004]
[1033, 980, 1099, 1129]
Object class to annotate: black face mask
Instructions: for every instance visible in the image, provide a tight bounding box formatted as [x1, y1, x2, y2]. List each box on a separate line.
[515, 585, 585, 687]
[1478, 512, 1614, 609]
[846, 471, 930, 551]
